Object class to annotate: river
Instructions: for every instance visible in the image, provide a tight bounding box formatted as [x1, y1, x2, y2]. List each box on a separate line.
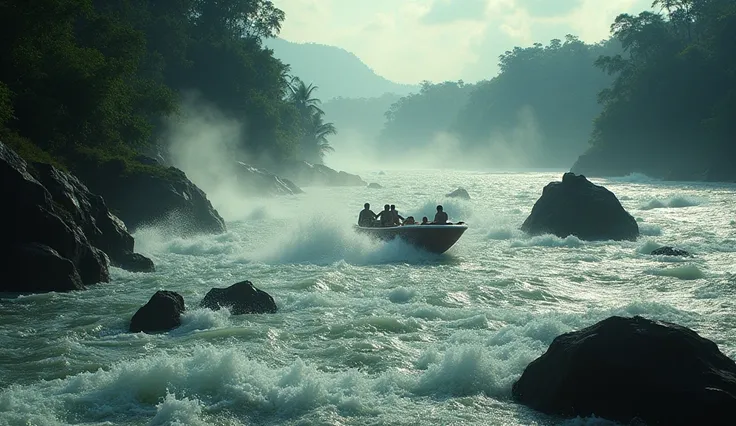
[2, 169, 735, 425]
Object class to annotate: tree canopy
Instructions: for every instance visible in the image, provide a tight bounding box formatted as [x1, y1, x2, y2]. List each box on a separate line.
[574, 0, 736, 180]
[375, 37, 618, 168]
[0, 0, 334, 170]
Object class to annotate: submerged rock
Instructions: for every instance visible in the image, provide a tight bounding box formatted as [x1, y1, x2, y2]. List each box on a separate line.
[521, 172, 639, 241]
[446, 188, 470, 200]
[512, 315, 736, 425]
[200, 280, 277, 315]
[651, 246, 691, 257]
[235, 162, 303, 196]
[276, 160, 366, 187]
[73, 156, 226, 236]
[129, 290, 185, 333]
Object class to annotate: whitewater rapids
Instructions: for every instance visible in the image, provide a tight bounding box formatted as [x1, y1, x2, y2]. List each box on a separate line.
[1, 170, 735, 425]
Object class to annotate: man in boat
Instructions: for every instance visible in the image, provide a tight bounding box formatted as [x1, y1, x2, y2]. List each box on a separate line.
[433, 205, 449, 224]
[390, 204, 404, 226]
[403, 216, 416, 225]
[376, 204, 393, 226]
[421, 216, 429, 225]
[358, 203, 377, 227]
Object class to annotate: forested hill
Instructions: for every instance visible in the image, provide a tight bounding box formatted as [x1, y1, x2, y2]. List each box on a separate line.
[263, 38, 420, 100]
[0, 0, 340, 171]
[375, 36, 619, 169]
[572, 0, 736, 181]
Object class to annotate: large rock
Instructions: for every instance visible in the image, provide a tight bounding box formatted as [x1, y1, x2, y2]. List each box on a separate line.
[235, 162, 303, 196]
[129, 290, 185, 333]
[521, 172, 639, 241]
[4, 243, 84, 292]
[0, 141, 154, 293]
[1, 142, 108, 291]
[512, 315, 736, 425]
[276, 160, 366, 187]
[200, 280, 277, 315]
[117, 252, 156, 273]
[73, 155, 226, 235]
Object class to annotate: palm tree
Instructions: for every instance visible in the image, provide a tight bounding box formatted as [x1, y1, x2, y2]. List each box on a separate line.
[289, 78, 324, 116]
[285, 78, 337, 163]
[311, 113, 336, 158]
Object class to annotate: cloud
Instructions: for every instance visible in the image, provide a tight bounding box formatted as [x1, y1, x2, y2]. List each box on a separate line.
[421, 0, 489, 24]
[514, 0, 582, 17]
[272, 0, 653, 84]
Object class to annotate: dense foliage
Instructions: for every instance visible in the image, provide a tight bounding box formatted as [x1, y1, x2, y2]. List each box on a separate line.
[378, 80, 476, 152]
[377, 37, 617, 168]
[574, 0, 736, 180]
[0, 0, 334, 171]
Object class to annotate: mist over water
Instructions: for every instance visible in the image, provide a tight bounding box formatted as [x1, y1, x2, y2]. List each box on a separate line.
[2, 169, 736, 425]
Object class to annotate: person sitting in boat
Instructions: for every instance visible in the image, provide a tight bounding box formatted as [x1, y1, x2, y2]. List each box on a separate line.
[403, 216, 416, 225]
[390, 204, 404, 226]
[376, 204, 393, 226]
[358, 203, 377, 227]
[433, 205, 449, 224]
[421, 216, 429, 225]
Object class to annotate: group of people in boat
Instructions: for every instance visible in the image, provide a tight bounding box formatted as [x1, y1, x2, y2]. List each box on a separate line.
[358, 203, 450, 227]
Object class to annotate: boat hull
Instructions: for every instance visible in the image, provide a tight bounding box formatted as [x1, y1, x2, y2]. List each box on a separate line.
[354, 224, 468, 254]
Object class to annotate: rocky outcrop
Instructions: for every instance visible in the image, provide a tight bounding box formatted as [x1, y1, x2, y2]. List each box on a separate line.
[1, 141, 156, 293]
[512, 315, 736, 426]
[200, 280, 277, 314]
[129, 290, 185, 333]
[446, 188, 470, 200]
[367, 182, 383, 189]
[276, 160, 366, 187]
[651, 246, 692, 257]
[73, 155, 226, 235]
[521, 172, 639, 241]
[117, 252, 156, 273]
[235, 162, 303, 196]
[7, 243, 84, 292]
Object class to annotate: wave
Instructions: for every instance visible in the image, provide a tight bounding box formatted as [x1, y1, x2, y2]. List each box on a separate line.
[640, 196, 705, 210]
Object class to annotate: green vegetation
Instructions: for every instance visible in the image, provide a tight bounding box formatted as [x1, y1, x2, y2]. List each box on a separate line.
[379, 80, 476, 152]
[574, 0, 736, 180]
[287, 79, 336, 163]
[376, 38, 617, 167]
[0, 0, 336, 174]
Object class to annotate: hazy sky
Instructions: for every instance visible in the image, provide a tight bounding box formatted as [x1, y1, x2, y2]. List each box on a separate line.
[272, 0, 653, 84]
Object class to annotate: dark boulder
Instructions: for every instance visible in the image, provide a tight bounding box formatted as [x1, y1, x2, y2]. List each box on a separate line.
[1, 142, 109, 291]
[72, 156, 226, 236]
[3, 243, 84, 293]
[276, 160, 366, 187]
[200, 280, 277, 315]
[235, 162, 303, 196]
[446, 188, 470, 200]
[521, 172, 639, 241]
[129, 290, 185, 333]
[117, 252, 156, 273]
[651, 246, 691, 257]
[512, 315, 736, 426]
[32, 162, 133, 261]
[367, 182, 383, 189]
[0, 141, 154, 293]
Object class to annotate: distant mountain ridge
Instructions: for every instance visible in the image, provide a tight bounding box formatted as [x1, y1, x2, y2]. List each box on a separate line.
[263, 38, 420, 100]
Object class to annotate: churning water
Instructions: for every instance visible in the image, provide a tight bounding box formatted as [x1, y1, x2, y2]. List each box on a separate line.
[2, 170, 736, 425]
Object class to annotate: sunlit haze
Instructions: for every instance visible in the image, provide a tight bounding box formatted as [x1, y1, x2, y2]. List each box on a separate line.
[273, 0, 653, 84]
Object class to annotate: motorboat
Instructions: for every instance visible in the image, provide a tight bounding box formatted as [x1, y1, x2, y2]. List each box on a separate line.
[354, 223, 468, 254]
